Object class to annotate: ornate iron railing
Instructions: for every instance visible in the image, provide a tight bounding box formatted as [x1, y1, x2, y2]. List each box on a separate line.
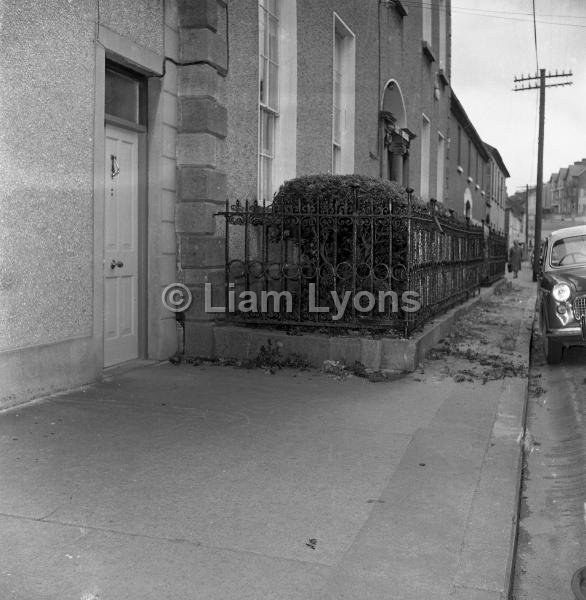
[486, 228, 508, 285]
[217, 190, 505, 336]
[393, 198, 485, 333]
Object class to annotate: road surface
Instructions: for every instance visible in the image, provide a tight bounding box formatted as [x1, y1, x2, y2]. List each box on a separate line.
[512, 326, 586, 599]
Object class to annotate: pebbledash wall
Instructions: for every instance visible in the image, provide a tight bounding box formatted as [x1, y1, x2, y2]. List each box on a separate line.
[0, 0, 179, 407]
[179, 0, 454, 357]
[0, 0, 455, 406]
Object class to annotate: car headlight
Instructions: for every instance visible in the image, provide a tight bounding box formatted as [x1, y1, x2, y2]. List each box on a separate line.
[552, 283, 571, 302]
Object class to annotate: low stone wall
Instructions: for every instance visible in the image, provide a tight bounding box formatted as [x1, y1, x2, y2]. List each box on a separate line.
[197, 279, 507, 373]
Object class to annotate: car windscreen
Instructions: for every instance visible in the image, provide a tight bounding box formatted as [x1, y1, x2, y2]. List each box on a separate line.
[550, 234, 586, 267]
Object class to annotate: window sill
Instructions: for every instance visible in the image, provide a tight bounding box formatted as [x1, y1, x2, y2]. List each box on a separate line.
[422, 41, 436, 63]
[438, 68, 449, 86]
[394, 0, 408, 17]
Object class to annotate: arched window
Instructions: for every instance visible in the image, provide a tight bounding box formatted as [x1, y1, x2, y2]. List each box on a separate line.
[380, 80, 413, 186]
[464, 187, 473, 219]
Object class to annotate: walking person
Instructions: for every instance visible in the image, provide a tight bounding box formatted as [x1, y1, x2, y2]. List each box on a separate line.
[509, 241, 523, 279]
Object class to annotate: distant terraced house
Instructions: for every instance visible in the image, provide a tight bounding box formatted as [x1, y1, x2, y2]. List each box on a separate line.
[548, 160, 586, 216]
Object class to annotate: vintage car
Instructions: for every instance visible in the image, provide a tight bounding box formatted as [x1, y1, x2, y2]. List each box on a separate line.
[538, 224, 586, 364]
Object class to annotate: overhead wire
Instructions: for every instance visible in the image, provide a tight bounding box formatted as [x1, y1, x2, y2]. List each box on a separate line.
[440, 0, 577, 191]
[532, 0, 539, 71]
[394, 0, 586, 28]
[452, 5, 586, 19]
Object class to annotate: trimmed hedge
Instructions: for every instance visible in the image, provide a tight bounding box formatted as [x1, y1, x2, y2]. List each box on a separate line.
[270, 174, 410, 266]
[272, 173, 408, 212]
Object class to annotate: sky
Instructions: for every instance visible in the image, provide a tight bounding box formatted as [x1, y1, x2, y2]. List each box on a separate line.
[450, 0, 586, 195]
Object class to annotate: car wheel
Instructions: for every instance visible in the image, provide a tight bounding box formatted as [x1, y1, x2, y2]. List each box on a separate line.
[543, 334, 563, 364]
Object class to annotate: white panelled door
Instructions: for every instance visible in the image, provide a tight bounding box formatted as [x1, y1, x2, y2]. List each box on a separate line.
[104, 124, 139, 367]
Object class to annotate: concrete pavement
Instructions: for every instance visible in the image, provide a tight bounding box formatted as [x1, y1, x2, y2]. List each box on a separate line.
[0, 270, 536, 599]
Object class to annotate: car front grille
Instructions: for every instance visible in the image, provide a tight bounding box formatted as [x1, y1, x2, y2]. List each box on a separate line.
[573, 295, 586, 319]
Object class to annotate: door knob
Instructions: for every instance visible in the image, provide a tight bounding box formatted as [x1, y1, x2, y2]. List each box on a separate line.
[110, 260, 124, 269]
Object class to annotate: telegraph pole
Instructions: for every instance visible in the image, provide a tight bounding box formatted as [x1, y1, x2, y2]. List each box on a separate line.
[525, 184, 529, 252]
[534, 69, 545, 282]
[514, 69, 573, 281]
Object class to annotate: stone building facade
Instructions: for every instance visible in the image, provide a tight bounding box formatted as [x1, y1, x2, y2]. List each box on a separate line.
[484, 144, 510, 233]
[180, 0, 454, 357]
[446, 91, 490, 224]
